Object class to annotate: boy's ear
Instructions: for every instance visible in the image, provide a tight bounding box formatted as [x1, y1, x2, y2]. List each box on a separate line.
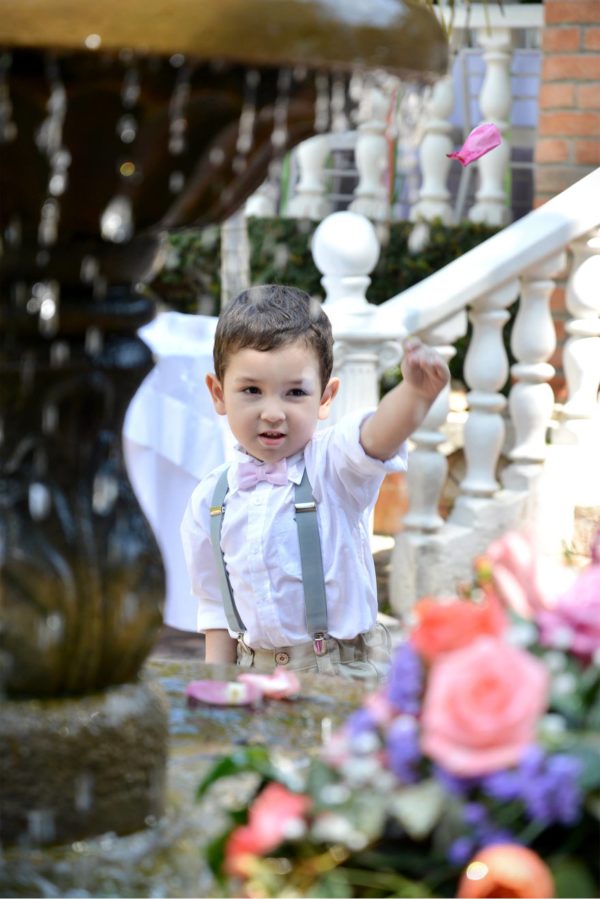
[206, 373, 227, 415]
[318, 377, 341, 421]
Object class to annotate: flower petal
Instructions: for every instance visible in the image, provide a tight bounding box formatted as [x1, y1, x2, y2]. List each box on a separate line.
[185, 679, 263, 706]
[447, 123, 502, 167]
[237, 668, 301, 699]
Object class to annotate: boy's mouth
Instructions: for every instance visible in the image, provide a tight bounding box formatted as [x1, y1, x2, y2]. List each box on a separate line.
[259, 430, 285, 444]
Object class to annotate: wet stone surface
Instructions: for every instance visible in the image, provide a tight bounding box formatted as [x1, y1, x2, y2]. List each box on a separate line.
[0, 659, 366, 898]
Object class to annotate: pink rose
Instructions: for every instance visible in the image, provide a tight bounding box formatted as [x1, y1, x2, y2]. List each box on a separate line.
[447, 122, 501, 166]
[486, 531, 576, 618]
[225, 782, 311, 876]
[538, 562, 600, 661]
[421, 636, 549, 776]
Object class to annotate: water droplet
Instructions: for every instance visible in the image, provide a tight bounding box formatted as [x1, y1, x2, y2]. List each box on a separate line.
[169, 53, 186, 68]
[100, 195, 134, 243]
[119, 160, 137, 178]
[4, 215, 21, 247]
[29, 482, 51, 520]
[84, 33, 102, 50]
[314, 73, 330, 132]
[74, 772, 95, 812]
[27, 809, 56, 844]
[38, 611, 64, 648]
[121, 67, 140, 108]
[169, 171, 185, 193]
[42, 403, 59, 434]
[85, 327, 103, 355]
[36, 250, 50, 267]
[117, 114, 137, 144]
[50, 340, 70, 366]
[209, 146, 225, 167]
[38, 198, 60, 246]
[80, 255, 99, 283]
[48, 172, 67, 196]
[93, 473, 119, 515]
[122, 592, 139, 622]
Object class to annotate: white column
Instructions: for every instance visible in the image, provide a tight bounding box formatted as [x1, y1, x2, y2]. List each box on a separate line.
[468, 27, 513, 228]
[409, 74, 454, 248]
[220, 209, 251, 307]
[553, 229, 600, 504]
[453, 280, 519, 505]
[502, 252, 565, 488]
[402, 314, 466, 532]
[311, 211, 402, 425]
[349, 85, 391, 223]
[245, 179, 278, 217]
[285, 135, 332, 220]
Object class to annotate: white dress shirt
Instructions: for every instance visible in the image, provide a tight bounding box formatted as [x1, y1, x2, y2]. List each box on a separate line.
[180, 409, 408, 649]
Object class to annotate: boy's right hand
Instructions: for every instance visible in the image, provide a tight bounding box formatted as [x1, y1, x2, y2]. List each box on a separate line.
[401, 337, 450, 403]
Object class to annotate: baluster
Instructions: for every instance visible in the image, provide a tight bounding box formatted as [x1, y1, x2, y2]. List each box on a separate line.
[402, 315, 466, 532]
[311, 211, 402, 425]
[554, 228, 600, 503]
[349, 84, 390, 223]
[452, 281, 518, 510]
[245, 177, 278, 217]
[285, 135, 332, 220]
[502, 252, 565, 489]
[468, 27, 512, 227]
[408, 74, 454, 252]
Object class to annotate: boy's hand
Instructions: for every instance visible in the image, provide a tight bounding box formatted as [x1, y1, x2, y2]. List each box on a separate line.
[401, 337, 450, 402]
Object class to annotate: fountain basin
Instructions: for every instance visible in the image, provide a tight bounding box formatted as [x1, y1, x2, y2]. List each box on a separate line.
[0, 660, 366, 896]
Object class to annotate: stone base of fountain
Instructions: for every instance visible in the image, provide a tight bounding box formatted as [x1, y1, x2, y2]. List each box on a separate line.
[0, 678, 169, 846]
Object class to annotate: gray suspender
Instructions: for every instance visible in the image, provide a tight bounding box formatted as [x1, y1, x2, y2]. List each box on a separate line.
[209, 466, 329, 653]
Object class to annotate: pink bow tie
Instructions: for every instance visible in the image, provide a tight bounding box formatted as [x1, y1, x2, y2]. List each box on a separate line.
[237, 459, 288, 490]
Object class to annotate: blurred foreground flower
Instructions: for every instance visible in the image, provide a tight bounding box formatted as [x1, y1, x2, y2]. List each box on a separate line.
[196, 529, 600, 899]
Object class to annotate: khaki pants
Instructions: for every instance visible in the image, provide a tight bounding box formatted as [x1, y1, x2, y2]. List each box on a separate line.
[236, 623, 391, 683]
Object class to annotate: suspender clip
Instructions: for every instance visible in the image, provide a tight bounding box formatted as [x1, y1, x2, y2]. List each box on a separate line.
[313, 632, 327, 656]
[295, 501, 316, 513]
[209, 505, 224, 517]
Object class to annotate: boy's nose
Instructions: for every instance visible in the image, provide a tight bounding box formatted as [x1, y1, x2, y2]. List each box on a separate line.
[260, 402, 285, 423]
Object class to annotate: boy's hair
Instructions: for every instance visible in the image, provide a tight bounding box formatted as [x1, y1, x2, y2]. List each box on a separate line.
[213, 285, 334, 390]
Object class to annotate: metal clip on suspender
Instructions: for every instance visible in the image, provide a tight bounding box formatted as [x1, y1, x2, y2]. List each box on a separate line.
[209, 467, 328, 655]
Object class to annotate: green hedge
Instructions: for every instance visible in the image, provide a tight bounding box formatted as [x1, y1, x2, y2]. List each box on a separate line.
[149, 217, 501, 383]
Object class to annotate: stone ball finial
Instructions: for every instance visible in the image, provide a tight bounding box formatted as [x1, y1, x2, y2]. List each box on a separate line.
[312, 211, 380, 279]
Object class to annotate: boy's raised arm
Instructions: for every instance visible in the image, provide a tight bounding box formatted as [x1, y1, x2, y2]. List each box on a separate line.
[360, 338, 450, 462]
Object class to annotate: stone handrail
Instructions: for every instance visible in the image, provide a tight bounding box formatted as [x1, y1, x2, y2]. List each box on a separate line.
[312, 166, 600, 614]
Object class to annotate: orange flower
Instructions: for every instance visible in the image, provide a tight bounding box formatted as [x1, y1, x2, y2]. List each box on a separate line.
[457, 844, 555, 898]
[410, 595, 506, 662]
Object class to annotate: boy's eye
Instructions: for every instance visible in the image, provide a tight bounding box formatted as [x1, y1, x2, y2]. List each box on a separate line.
[242, 386, 261, 395]
[287, 388, 307, 397]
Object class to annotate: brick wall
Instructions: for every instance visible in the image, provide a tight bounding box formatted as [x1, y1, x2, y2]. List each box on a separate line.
[535, 0, 600, 204]
[534, 0, 600, 397]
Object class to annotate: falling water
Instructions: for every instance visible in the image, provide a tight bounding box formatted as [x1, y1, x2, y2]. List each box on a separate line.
[0, 51, 17, 142]
[167, 56, 191, 194]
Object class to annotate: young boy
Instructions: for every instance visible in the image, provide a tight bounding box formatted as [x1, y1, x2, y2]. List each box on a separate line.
[180, 284, 449, 678]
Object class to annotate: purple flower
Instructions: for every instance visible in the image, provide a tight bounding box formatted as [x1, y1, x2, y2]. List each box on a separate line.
[433, 764, 480, 797]
[386, 644, 424, 714]
[346, 708, 377, 740]
[386, 716, 421, 783]
[448, 836, 475, 866]
[482, 769, 522, 802]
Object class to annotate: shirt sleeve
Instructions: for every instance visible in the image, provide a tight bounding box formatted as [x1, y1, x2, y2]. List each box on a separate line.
[180, 468, 230, 633]
[309, 409, 408, 515]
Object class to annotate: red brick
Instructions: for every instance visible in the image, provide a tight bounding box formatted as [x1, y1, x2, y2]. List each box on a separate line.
[575, 139, 600, 164]
[550, 286, 566, 313]
[539, 83, 575, 109]
[536, 138, 570, 163]
[545, 1, 600, 24]
[535, 164, 590, 196]
[576, 84, 600, 109]
[539, 111, 600, 137]
[584, 27, 600, 50]
[543, 26, 582, 51]
[542, 55, 600, 81]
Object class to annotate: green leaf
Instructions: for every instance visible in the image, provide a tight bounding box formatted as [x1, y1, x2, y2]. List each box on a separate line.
[195, 745, 277, 800]
[550, 856, 599, 899]
[389, 778, 446, 840]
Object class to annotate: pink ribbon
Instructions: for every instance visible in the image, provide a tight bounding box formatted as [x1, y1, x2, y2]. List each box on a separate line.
[447, 122, 502, 167]
[237, 458, 288, 490]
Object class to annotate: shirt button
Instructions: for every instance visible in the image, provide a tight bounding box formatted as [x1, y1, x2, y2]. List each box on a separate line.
[275, 651, 289, 665]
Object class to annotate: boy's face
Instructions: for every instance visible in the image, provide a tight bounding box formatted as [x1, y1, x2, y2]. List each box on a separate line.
[206, 340, 339, 463]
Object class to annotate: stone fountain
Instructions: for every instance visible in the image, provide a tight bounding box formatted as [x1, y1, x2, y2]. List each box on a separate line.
[0, 0, 446, 850]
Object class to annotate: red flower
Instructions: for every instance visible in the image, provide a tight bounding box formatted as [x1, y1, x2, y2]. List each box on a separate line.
[457, 844, 555, 898]
[224, 782, 311, 877]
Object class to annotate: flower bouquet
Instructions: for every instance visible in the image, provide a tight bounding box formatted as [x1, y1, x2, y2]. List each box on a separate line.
[196, 531, 600, 898]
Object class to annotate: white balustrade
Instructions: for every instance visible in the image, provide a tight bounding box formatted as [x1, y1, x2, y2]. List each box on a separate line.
[454, 280, 518, 503]
[349, 85, 391, 223]
[285, 134, 332, 220]
[220, 208, 250, 307]
[502, 252, 565, 488]
[311, 211, 402, 424]
[402, 314, 466, 533]
[554, 228, 600, 504]
[468, 27, 513, 227]
[409, 74, 454, 249]
[245, 176, 278, 217]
